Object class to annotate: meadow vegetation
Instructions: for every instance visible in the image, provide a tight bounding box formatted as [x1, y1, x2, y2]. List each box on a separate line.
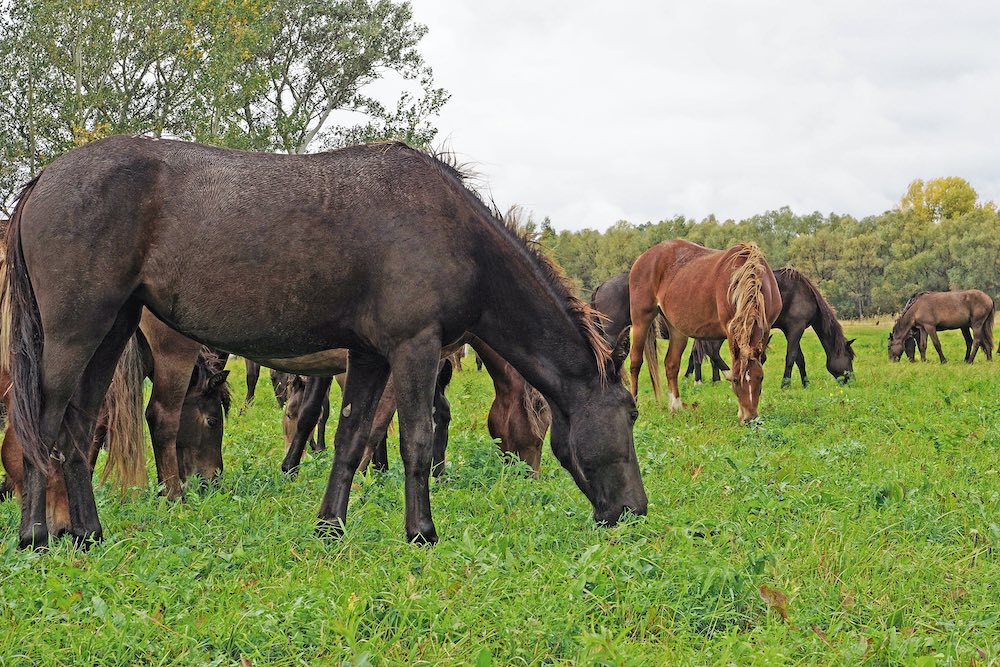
[2, 324, 998, 665]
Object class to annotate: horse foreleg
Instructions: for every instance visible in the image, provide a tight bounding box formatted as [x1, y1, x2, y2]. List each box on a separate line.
[431, 360, 453, 478]
[781, 328, 804, 389]
[280, 375, 333, 475]
[961, 327, 973, 363]
[388, 331, 443, 544]
[313, 391, 330, 451]
[243, 359, 261, 409]
[317, 351, 391, 540]
[918, 329, 928, 361]
[927, 327, 946, 363]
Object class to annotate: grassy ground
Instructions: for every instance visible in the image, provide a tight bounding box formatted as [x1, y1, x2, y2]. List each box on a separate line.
[1, 325, 998, 666]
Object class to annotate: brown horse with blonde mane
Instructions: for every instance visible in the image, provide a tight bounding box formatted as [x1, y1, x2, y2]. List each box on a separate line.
[628, 240, 782, 422]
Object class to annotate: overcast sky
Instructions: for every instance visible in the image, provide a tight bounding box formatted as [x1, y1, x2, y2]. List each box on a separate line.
[402, 1, 1000, 231]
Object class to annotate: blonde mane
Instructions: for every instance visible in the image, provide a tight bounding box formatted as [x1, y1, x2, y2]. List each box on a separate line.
[727, 243, 769, 373]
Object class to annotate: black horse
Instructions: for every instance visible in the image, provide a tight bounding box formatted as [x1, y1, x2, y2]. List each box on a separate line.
[772, 268, 855, 387]
[4, 136, 645, 548]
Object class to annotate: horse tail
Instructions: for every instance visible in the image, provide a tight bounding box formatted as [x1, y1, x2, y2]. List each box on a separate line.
[100, 334, 148, 492]
[643, 315, 662, 400]
[2, 175, 48, 470]
[983, 298, 995, 353]
[727, 243, 769, 373]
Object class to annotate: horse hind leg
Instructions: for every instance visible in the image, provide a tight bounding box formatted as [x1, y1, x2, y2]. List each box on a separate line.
[926, 327, 946, 363]
[961, 327, 974, 363]
[31, 302, 142, 548]
[663, 331, 689, 413]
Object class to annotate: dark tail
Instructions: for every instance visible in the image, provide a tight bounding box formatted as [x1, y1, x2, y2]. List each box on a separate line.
[983, 299, 995, 353]
[2, 176, 46, 470]
[643, 315, 664, 400]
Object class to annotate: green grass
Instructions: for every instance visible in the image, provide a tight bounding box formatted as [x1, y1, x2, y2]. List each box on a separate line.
[2, 325, 999, 665]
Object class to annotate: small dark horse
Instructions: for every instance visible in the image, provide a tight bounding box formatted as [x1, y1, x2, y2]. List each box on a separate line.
[772, 268, 855, 387]
[591, 272, 731, 383]
[5, 137, 644, 548]
[888, 290, 995, 363]
[2, 337, 229, 537]
[684, 339, 730, 383]
[629, 241, 782, 422]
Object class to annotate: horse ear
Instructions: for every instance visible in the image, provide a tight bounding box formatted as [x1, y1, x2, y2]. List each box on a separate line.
[612, 326, 631, 371]
[208, 370, 230, 390]
[847, 338, 856, 346]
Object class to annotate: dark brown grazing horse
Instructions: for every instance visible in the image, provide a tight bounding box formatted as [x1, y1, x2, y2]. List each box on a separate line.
[684, 339, 730, 383]
[888, 290, 995, 363]
[772, 268, 855, 388]
[469, 336, 550, 476]
[629, 240, 782, 422]
[591, 271, 731, 383]
[4, 137, 644, 548]
[1, 337, 229, 537]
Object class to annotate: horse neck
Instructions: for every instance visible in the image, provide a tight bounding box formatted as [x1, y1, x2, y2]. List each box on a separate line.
[890, 309, 918, 342]
[472, 276, 604, 414]
[808, 292, 847, 357]
[468, 337, 517, 393]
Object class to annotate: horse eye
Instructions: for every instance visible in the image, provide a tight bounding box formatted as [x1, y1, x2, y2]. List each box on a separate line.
[206, 417, 220, 428]
[629, 409, 639, 424]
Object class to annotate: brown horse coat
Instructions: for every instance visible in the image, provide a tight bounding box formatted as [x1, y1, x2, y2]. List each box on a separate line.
[628, 240, 782, 422]
[889, 289, 994, 363]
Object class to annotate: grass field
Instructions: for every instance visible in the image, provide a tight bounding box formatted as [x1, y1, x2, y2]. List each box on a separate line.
[1, 324, 999, 665]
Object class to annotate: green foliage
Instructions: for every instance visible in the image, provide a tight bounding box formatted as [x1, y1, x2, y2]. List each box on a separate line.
[0, 0, 448, 210]
[1, 326, 999, 664]
[542, 186, 999, 317]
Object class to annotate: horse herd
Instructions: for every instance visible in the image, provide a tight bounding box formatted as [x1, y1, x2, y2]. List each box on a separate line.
[0, 136, 994, 551]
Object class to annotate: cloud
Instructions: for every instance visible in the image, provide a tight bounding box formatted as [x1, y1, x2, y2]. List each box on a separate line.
[408, 1, 1000, 230]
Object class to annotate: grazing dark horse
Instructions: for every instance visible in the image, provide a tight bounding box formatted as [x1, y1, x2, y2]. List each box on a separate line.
[4, 136, 644, 548]
[772, 268, 855, 388]
[888, 290, 995, 363]
[629, 240, 782, 422]
[684, 339, 730, 383]
[591, 271, 731, 383]
[1, 337, 230, 537]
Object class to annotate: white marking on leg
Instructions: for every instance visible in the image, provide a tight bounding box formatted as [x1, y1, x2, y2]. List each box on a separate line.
[342, 403, 352, 417]
[669, 391, 683, 412]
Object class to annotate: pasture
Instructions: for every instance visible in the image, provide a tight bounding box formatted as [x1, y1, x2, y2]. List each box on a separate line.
[2, 324, 998, 665]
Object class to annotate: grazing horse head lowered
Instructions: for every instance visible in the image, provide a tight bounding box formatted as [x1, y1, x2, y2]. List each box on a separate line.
[3, 136, 646, 548]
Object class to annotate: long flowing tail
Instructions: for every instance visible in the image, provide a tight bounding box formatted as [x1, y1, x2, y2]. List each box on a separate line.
[643, 316, 663, 400]
[100, 334, 147, 491]
[1, 176, 47, 470]
[983, 299, 995, 353]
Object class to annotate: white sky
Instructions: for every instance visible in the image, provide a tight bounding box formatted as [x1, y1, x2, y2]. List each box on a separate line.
[402, 1, 1000, 231]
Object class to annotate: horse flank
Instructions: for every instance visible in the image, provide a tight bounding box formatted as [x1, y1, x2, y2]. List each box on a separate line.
[727, 243, 769, 373]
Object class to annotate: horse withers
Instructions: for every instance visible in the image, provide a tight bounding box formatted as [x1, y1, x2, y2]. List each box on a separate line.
[4, 137, 644, 548]
[628, 240, 782, 423]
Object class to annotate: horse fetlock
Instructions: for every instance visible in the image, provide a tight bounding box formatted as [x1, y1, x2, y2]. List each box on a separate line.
[18, 522, 49, 550]
[406, 519, 438, 545]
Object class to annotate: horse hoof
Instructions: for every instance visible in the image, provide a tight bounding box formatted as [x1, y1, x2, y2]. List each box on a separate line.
[72, 528, 104, 550]
[406, 523, 438, 545]
[281, 463, 300, 478]
[316, 518, 346, 540]
[18, 524, 49, 551]
[780, 379, 791, 389]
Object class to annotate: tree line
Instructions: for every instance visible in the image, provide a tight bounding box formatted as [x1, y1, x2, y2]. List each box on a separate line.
[535, 177, 999, 319]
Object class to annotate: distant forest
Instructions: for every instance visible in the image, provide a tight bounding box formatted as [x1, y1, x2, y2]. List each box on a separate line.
[534, 177, 999, 318]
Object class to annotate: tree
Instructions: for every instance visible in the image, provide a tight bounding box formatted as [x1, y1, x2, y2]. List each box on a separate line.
[0, 0, 448, 210]
[899, 177, 979, 223]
